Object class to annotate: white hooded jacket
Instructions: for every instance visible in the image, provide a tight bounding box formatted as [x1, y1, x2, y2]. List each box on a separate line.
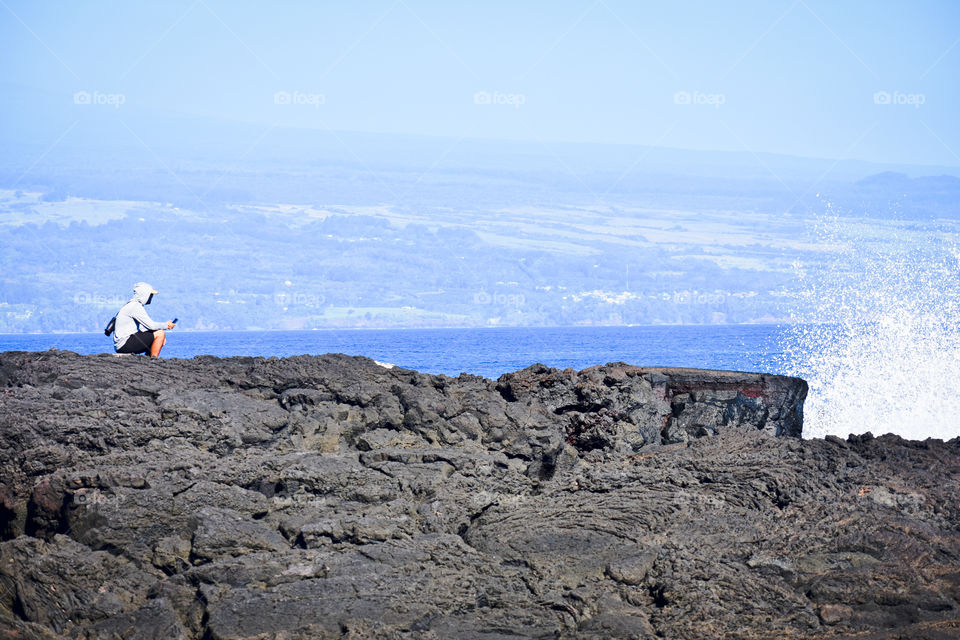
[113, 282, 167, 350]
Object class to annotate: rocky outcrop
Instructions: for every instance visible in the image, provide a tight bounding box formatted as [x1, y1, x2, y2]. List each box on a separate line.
[0, 350, 957, 639]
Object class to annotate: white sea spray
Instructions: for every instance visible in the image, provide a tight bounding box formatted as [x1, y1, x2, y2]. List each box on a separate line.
[781, 208, 960, 440]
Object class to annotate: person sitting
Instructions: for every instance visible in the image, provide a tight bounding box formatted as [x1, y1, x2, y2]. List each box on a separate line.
[113, 282, 176, 357]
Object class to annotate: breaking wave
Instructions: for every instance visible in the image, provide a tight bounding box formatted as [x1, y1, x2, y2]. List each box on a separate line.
[781, 212, 960, 441]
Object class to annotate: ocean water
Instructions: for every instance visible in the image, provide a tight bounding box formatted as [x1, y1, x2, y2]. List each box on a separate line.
[0, 324, 788, 380]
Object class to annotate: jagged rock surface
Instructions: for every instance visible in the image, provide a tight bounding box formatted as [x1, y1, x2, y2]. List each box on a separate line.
[0, 350, 957, 639]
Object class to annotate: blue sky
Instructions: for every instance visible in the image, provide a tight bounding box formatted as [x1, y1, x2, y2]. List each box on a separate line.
[2, 0, 958, 166]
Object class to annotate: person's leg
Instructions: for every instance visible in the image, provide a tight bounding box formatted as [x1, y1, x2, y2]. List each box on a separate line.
[117, 330, 154, 355]
[150, 329, 166, 357]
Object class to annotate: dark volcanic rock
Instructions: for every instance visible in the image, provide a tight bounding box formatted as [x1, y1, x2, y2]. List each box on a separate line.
[0, 350, 957, 639]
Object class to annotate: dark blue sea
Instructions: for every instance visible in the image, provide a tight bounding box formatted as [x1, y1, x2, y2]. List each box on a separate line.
[0, 325, 791, 379]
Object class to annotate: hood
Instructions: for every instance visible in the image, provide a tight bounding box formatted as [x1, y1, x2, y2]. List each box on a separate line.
[132, 282, 156, 305]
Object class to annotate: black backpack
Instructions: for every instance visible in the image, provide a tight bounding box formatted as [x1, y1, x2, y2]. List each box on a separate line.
[104, 316, 116, 336]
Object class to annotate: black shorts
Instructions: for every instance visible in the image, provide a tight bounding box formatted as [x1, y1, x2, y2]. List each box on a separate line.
[117, 330, 158, 354]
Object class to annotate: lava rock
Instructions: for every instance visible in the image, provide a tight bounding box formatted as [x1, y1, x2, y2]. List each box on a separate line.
[0, 350, 957, 639]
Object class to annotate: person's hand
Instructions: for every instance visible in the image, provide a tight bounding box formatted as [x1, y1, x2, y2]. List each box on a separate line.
[167, 321, 176, 329]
